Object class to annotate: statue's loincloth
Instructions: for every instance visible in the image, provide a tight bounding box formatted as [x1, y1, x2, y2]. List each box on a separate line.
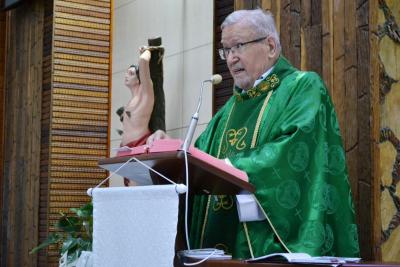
[118, 131, 152, 186]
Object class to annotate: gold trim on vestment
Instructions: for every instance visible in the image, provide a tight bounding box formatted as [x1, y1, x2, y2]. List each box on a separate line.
[254, 198, 292, 253]
[251, 90, 273, 148]
[199, 195, 212, 248]
[243, 222, 255, 258]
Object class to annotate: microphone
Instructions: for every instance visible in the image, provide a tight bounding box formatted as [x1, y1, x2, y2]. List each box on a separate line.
[181, 74, 222, 151]
[211, 74, 222, 85]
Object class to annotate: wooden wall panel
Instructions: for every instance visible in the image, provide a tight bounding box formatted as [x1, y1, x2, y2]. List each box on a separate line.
[234, 0, 252, 10]
[0, 0, 44, 266]
[356, 0, 375, 260]
[300, 0, 322, 74]
[39, 0, 111, 265]
[213, 0, 235, 113]
[0, 1, 6, 255]
[38, 1, 54, 265]
[215, 0, 378, 260]
[369, 0, 381, 260]
[321, 1, 333, 95]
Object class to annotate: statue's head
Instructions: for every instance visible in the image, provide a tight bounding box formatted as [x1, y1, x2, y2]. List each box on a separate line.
[124, 64, 140, 88]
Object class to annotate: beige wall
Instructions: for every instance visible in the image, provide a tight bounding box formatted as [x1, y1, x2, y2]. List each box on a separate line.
[111, 0, 214, 185]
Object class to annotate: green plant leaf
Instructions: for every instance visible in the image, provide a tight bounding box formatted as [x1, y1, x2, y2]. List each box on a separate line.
[61, 235, 79, 254]
[77, 238, 92, 251]
[31, 202, 93, 261]
[57, 216, 81, 233]
[67, 250, 80, 264]
[75, 203, 93, 219]
[29, 233, 62, 254]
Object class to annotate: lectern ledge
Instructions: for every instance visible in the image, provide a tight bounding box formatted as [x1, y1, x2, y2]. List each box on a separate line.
[98, 139, 255, 194]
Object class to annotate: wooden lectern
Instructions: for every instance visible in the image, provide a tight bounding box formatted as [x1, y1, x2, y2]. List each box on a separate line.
[98, 139, 255, 194]
[97, 139, 254, 266]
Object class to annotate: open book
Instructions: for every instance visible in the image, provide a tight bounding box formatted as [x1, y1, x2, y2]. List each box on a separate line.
[112, 139, 184, 156]
[247, 252, 361, 264]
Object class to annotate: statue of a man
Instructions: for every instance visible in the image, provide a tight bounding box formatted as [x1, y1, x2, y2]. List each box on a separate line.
[121, 47, 154, 147]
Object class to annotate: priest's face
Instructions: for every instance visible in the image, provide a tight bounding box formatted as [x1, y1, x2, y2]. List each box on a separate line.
[221, 22, 278, 90]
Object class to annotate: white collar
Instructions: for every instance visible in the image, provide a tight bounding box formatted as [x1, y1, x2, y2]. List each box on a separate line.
[253, 66, 274, 87]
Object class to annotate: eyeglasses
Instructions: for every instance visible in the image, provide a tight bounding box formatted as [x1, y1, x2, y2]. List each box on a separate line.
[218, 36, 268, 60]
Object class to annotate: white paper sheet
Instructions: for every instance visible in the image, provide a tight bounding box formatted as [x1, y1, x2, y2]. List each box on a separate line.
[236, 193, 266, 222]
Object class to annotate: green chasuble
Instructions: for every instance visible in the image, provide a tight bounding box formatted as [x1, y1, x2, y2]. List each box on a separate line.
[190, 56, 360, 259]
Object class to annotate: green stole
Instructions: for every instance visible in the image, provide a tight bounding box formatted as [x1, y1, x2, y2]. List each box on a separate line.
[190, 56, 359, 259]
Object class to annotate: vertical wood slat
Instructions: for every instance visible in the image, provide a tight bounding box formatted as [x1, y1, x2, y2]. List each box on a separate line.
[0, 0, 6, 247]
[332, 0, 345, 133]
[108, 0, 114, 164]
[290, 0, 301, 69]
[344, 0, 358, 210]
[357, 0, 374, 260]
[1, 0, 43, 266]
[369, 0, 381, 260]
[280, 0, 291, 66]
[259, 0, 272, 10]
[321, 1, 333, 98]
[259, 0, 281, 34]
[213, 0, 234, 113]
[279, 0, 301, 69]
[38, 0, 53, 265]
[234, 0, 252, 10]
[300, 0, 322, 74]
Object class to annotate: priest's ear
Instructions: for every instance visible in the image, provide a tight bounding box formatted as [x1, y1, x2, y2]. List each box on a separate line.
[265, 36, 279, 58]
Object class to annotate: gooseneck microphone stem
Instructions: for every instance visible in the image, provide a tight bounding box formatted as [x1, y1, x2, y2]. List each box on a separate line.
[181, 79, 209, 152]
[180, 74, 222, 254]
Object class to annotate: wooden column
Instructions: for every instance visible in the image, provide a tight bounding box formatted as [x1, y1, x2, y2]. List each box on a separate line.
[0, 1, 44, 266]
[0, 0, 6, 254]
[39, 0, 112, 265]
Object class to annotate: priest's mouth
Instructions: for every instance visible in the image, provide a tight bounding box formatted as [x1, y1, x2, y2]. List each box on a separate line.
[233, 68, 245, 75]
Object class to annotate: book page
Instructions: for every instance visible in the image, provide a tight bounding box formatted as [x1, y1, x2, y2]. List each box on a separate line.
[247, 252, 312, 263]
[248, 253, 361, 264]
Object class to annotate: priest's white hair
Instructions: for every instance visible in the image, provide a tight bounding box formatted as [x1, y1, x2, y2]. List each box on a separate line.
[221, 8, 281, 52]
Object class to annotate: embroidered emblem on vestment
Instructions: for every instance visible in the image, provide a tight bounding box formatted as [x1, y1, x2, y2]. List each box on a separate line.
[222, 127, 248, 153]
